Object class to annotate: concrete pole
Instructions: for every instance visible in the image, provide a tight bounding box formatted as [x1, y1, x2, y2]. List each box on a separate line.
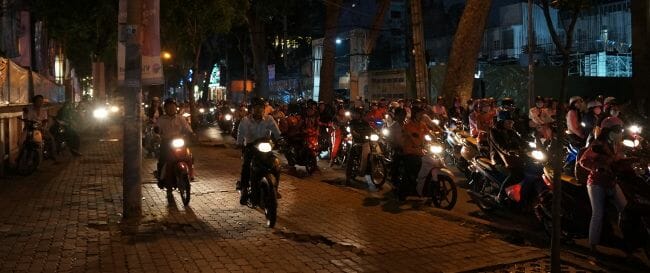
[122, 0, 143, 219]
[527, 0, 535, 109]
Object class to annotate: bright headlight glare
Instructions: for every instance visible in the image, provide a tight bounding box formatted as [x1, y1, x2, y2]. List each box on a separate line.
[171, 138, 185, 148]
[532, 150, 546, 161]
[210, 108, 215, 113]
[580, 122, 586, 128]
[182, 113, 191, 118]
[425, 135, 432, 142]
[528, 142, 537, 149]
[257, 142, 272, 153]
[433, 119, 440, 125]
[382, 128, 389, 136]
[110, 106, 119, 113]
[199, 108, 205, 113]
[370, 134, 379, 141]
[225, 114, 232, 121]
[430, 145, 443, 154]
[629, 125, 642, 134]
[623, 139, 639, 148]
[344, 111, 351, 117]
[93, 108, 108, 119]
[346, 126, 351, 133]
[230, 108, 235, 113]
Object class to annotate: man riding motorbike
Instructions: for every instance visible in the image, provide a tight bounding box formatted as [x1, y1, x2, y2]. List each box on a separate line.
[155, 99, 196, 188]
[387, 107, 406, 189]
[400, 106, 433, 197]
[236, 98, 282, 205]
[348, 106, 377, 191]
[529, 96, 554, 142]
[147, 97, 164, 124]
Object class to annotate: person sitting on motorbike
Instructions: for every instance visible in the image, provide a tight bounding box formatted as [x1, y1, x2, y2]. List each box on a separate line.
[237, 98, 282, 204]
[448, 96, 466, 125]
[432, 96, 448, 121]
[329, 106, 350, 166]
[489, 111, 526, 168]
[566, 96, 586, 148]
[469, 99, 495, 140]
[582, 100, 603, 145]
[155, 99, 196, 188]
[578, 116, 628, 254]
[279, 103, 304, 173]
[53, 101, 82, 156]
[303, 101, 321, 171]
[365, 101, 384, 129]
[529, 96, 554, 142]
[147, 97, 163, 124]
[387, 107, 406, 189]
[23, 95, 58, 161]
[348, 106, 378, 191]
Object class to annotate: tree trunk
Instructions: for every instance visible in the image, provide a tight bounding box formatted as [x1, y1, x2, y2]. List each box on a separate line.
[319, 0, 342, 103]
[248, 10, 269, 98]
[441, 0, 492, 105]
[631, 0, 650, 116]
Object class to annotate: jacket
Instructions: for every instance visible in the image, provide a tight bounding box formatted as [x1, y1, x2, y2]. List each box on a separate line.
[578, 138, 622, 188]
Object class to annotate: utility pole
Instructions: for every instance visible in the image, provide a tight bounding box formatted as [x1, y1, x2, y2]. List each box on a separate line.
[527, 0, 535, 109]
[122, 0, 143, 219]
[410, 0, 428, 100]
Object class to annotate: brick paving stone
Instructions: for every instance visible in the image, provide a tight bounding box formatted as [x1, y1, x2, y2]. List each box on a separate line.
[0, 128, 620, 273]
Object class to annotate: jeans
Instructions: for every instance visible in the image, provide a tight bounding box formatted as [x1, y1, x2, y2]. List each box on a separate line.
[416, 155, 436, 196]
[587, 184, 627, 246]
[240, 145, 255, 193]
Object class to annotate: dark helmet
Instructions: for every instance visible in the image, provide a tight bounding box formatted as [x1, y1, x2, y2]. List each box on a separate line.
[535, 96, 544, 102]
[501, 97, 515, 107]
[497, 110, 513, 122]
[163, 98, 177, 106]
[436, 96, 443, 102]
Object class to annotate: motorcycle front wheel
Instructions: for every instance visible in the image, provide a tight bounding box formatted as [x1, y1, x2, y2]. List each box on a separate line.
[370, 155, 387, 188]
[17, 147, 41, 175]
[177, 174, 191, 206]
[260, 175, 277, 228]
[430, 175, 457, 210]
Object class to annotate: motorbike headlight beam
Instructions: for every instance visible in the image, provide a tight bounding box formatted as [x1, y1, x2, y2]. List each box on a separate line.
[382, 128, 389, 136]
[93, 108, 108, 120]
[429, 145, 443, 154]
[531, 150, 546, 161]
[257, 142, 273, 153]
[425, 135, 432, 142]
[224, 114, 233, 121]
[171, 138, 185, 148]
[370, 134, 379, 142]
[629, 125, 642, 134]
[623, 139, 640, 148]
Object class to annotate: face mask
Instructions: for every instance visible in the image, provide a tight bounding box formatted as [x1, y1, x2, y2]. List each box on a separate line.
[536, 102, 544, 108]
[610, 110, 620, 117]
[593, 108, 602, 115]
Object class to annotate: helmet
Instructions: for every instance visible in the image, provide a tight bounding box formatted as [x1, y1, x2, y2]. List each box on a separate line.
[601, 116, 623, 130]
[569, 96, 583, 105]
[436, 96, 443, 102]
[497, 110, 513, 122]
[250, 97, 265, 107]
[163, 98, 177, 106]
[389, 101, 400, 108]
[604, 96, 617, 105]
[535, 96, 544, 102]
[352, 106, 364, 115]
[500, 97, 515, 107]
[152, 96, 160, 102]
[586, 101, 602, 109]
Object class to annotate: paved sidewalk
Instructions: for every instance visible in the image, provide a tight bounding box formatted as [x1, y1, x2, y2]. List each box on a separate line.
[0, 130, 597, 273]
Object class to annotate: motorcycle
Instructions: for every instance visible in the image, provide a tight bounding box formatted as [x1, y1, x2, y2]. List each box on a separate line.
[396, 137, 458, 210]
[158, 137, 193, 206]
[16, 119, 44, 175]
[240, 139, 281, 228]
[445, 118, 472, 177]
[218, 108, 235, 134]
[47, 118, 69, 158]
[345, 129, 387, 188]
[467, 139, 547, 211]
[143, 123, 161, 158]
[280, 134, 318, 175]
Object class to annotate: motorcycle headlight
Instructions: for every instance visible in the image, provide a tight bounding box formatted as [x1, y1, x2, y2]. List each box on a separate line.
[171, 138, 185, 148]
[623, 139, 640, 148]
[425, 134, 432, 142]
[346, 126, 351, 133]
[110, 106, 119, 113]
[580, 122, 586, 128]
[370, 134, 379, 141]
[182, 113, 191, 118]
[225, 114, 233, 121]
[528, 142, 537, 149]
[93, 108, 108, 119]
[382, 128, 389, 136]
[531, 150, 546, 161]
[199, 108, 205, 113]
[433, 119, 440, 125]
[210, 108, 215, 113]
[230, 108, 235, 113]
[257, 142, 272, 153]
[629, 125, 642, 134]
[345, 111, 351, 117]
[429, 144, 443, 154]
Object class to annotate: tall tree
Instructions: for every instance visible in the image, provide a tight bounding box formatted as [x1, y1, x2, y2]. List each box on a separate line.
[318, 0, 342, 103]
[440, 0, 493, 105]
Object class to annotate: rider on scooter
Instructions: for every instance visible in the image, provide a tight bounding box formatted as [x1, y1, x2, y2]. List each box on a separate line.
[348, 106, 377, 191]
[155, 98, 196, 188]
[236, 98, 282, 205]
[400, 106, 435, 197]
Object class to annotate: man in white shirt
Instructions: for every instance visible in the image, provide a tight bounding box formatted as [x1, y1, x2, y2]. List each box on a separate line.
[155, 99, 195, 186]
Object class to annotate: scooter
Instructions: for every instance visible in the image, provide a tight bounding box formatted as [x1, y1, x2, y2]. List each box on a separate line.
[47, 118, 69, 158]
[396, 138, 458, 210]
[240, 139, 281, 228]
[345, 129, 387, 188]
[158, 137, 193, 206]
[218, 107, 235, 134]
[143, 123, 161, 158]
[16, 119, 44, 175]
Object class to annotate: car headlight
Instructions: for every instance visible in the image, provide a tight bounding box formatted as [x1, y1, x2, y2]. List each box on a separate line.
[171, 138, 185, 148]
[425, 134, 432, 142]
[429, 144, 443, 154]
[370, 134, 379, 141]
[623, 139, 640, 148]
[199, 108, 205, 113]
[528, 142, 537, 149]
[257, 142, 272, 153]
[225, 114, 232, 121]
[629, 125, 642, 134]
[433, 119, 440, 125]
[382, 128, 389, 136]
[93, 108, 108, 119]
[531, 150, 546, 161]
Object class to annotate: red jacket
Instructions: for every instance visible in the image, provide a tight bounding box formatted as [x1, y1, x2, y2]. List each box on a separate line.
[578, 139, 622, 188]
